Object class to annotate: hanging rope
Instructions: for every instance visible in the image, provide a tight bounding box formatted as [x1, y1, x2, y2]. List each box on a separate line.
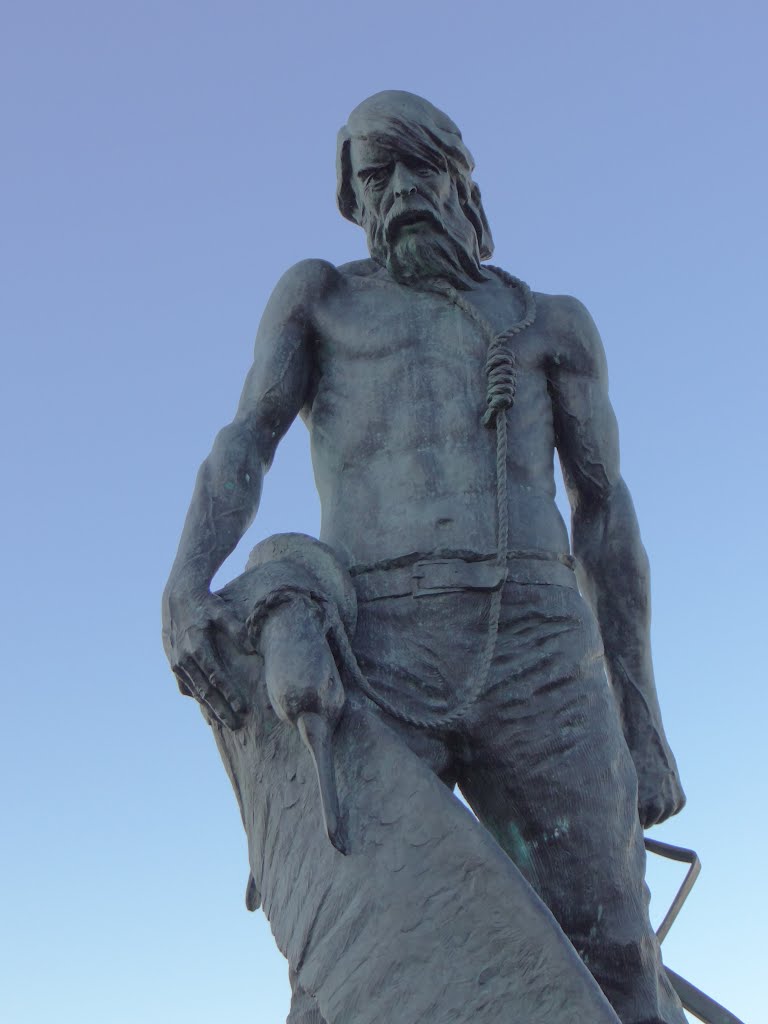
[330, 268, 537, 730]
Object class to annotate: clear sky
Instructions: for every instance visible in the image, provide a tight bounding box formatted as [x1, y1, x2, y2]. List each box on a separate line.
[2, 2, 766, 1022]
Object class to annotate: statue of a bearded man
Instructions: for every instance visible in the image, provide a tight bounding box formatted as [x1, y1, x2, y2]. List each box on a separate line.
[162, 91, 686, 1024]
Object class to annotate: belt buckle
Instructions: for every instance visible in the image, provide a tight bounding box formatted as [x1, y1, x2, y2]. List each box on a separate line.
[411, 559, 506, 597]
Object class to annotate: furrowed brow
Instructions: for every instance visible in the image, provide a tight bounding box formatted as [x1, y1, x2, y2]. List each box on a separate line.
[356, 162, 390, 180]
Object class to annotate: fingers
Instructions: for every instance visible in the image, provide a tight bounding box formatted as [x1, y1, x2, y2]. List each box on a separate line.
[639, 779, 687, 829]
[639, 801, 663, 829]
[165, 595, 252, 727]
[176, 658, 241, 730]
[174, 643, 244, 730]
[197, 638, 247, 715]
[202, 688, 242, 731]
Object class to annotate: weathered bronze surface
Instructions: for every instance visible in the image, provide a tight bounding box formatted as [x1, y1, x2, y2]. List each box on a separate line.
[162, 91, 690, 1023]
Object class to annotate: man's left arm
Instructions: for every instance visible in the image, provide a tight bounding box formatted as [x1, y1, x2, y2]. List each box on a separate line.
[547, 296, 685, 828]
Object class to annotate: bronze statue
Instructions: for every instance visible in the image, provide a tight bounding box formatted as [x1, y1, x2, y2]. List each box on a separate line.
[163, 91, 687, 1024]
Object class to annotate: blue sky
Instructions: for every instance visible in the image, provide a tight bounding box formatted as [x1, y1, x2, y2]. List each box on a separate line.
[2, 2, 765, 1021]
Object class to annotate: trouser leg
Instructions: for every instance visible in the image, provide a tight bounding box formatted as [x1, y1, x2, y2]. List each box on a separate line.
[459, 586, 685, 1024]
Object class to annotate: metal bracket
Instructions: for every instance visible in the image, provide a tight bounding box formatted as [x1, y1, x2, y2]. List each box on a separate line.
[644, 837, 746, 1024]
[645, 836, 701, 943]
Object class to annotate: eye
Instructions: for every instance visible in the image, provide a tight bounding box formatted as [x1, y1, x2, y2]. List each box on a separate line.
[408, 158, 441, 178]
[361, 165, 391, 189]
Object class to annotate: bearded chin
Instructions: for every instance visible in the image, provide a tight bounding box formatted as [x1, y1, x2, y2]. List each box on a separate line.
[365, 214, 486, 291]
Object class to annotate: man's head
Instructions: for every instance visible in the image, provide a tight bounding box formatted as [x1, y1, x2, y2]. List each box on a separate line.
[337, 91, 494, 289]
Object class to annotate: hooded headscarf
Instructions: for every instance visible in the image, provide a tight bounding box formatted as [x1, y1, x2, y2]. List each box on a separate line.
[336, 90, 494, 261]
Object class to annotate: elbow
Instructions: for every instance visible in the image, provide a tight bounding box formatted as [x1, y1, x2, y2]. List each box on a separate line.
[206, 419, 268, 486]
[572, 478, 649, 579]
[572, 474, 632, 526]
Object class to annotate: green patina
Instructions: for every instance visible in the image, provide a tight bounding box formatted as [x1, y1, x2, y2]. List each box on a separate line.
[486, 816, 533, 871]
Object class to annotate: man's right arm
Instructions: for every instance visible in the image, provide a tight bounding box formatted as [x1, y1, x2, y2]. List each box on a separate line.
[162, 259, 336, 727]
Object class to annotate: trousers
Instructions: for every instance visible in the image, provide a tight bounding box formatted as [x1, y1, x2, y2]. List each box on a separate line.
[289, 566, 685, 1024]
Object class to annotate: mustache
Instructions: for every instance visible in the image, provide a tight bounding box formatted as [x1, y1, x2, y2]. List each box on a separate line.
[384, 201, 443, 244]
[363, 193, 486, 290]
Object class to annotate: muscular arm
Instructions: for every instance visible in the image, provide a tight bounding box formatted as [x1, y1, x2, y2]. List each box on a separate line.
[162, 259, 336, 725]
[547, 297, 685, 827]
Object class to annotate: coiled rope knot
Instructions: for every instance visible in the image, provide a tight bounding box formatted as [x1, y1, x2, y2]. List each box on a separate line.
[480, 270, 537, 428]
[482, 339, 517, 427]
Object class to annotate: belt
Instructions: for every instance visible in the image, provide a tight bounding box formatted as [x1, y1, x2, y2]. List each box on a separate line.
[353, 553, 577, 602]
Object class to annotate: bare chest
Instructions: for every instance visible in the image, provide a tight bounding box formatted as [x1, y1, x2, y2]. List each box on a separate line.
[312, 276, 548, 416]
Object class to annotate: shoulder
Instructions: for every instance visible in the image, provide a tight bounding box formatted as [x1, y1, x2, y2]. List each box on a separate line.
[268, 258, 341, 308]
[260, 259, 341, 328]
[336, 257, 380, 278]
[534, 291, 607, 378]
[254, 259, 342, 351]
[266, 258, 381, 317]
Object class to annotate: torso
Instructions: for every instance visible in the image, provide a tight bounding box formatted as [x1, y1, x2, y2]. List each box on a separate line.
[303, 261, 571, 567]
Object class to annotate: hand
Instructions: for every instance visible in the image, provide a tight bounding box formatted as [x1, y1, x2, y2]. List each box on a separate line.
[162, 588, 251, 729]
[637, 764, 686, 829]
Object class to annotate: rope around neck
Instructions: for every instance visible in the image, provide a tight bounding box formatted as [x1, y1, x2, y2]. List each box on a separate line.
[330, 267, 537, 730]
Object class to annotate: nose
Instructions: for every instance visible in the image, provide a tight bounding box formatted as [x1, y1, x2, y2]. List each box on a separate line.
[391, 162, 419, 199]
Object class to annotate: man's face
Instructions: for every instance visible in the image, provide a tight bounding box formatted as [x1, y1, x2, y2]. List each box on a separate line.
[349, 137, 483, 288]
[350, 137, 455, 243]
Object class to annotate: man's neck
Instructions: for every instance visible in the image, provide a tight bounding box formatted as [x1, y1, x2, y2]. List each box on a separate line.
[375, 261, 494, 294]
